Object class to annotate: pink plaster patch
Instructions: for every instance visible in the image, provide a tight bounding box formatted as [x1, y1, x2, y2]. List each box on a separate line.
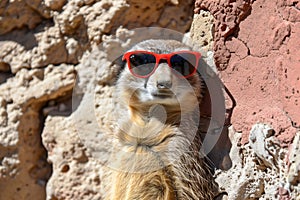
[195, 0, 300, 145]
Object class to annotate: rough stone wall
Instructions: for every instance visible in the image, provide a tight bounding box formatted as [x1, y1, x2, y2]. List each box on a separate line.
[0, 0, 299, 200]
[194, 0, 300, 145]
[193, 0, 300, 199]
[0, 0, 195, 199]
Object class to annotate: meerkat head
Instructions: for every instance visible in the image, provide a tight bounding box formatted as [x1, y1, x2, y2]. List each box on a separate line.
[116, 39, 202, 125]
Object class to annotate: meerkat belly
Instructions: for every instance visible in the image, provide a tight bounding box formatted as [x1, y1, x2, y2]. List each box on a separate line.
[109, 169, 176, 200]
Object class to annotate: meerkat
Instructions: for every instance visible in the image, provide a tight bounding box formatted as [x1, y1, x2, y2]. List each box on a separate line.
[103, 39, 218, 200]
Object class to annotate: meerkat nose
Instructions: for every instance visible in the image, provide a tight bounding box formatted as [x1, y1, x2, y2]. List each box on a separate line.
[156, 81, 172, 89]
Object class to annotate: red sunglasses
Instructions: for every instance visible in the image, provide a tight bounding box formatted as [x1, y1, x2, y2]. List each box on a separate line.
[122, 50, 201, 78]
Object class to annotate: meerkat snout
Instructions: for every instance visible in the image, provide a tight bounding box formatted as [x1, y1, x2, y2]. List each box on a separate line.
[153, 63, 173, 89]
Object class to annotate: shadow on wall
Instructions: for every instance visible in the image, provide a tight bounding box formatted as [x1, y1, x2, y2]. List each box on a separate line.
[0, 28, 39, 50]
[197, 58, 236, 171]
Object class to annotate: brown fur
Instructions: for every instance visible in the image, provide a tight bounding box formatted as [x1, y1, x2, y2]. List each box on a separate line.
[103, 40, 217, 200]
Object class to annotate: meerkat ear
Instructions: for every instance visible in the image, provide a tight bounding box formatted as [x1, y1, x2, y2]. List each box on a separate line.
[111, 54, 127, 85]
[112, 54, 126, 71]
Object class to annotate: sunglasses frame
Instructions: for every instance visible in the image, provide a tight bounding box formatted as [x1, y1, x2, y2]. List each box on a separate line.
[122, 50, 201, 78]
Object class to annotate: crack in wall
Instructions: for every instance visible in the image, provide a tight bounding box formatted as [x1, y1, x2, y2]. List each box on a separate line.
[285, 111, 300, 129]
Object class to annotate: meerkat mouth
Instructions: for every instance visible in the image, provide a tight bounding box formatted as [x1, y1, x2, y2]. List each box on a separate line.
[151, 90, 174, 99]
[152, 92, 173, 98]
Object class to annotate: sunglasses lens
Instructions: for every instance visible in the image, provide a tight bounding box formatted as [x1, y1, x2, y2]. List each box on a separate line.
[129, 53, 156, 77]
[170, 53, 197, 77]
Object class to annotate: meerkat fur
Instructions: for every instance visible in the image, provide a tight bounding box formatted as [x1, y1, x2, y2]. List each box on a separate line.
[102, 39, 217, 200]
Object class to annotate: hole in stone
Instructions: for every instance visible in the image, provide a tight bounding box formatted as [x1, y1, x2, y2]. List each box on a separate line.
[143, 6, 150, 12]
[267, 129, 275, 137]
[220, 24, 227, 32]
[0, 62, 13, 84]
[42, 90, 73, 117]
[102, 2, 112, 10]
[94, 176, 101, 185]
[50, 195, 59, 200]
[0, 62, 10, 72]
[61, 164, 70, 173]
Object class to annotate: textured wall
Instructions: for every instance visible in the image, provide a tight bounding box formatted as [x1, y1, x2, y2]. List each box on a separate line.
[0, 0, 299, 199]
[194, 0, 300, 145]
[0, 0, 195, 199]
[193, 0, 300, 199]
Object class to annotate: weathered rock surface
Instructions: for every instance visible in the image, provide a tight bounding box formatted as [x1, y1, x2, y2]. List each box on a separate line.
[0, 0, 299, 199]
[194, 0, 300, 199]
[0, 0, 194, 73]
[195, 0, 300, 146]
[0, 0, 195, 199]
[0, 64, 75, 199]
[215, 125, 287, 199]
